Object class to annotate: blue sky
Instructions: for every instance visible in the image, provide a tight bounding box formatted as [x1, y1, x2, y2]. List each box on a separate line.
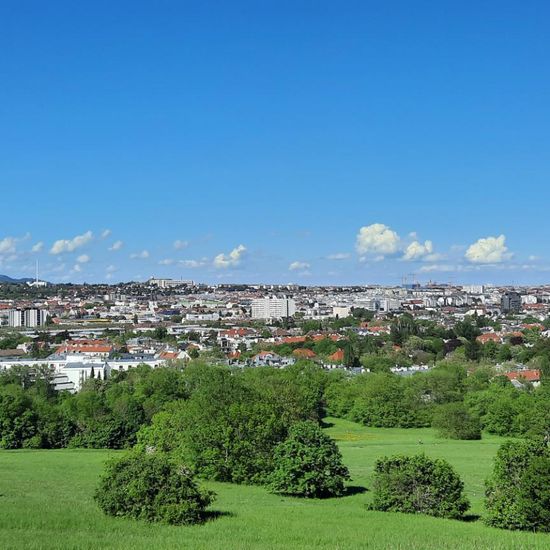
[1, 1, 548, 285]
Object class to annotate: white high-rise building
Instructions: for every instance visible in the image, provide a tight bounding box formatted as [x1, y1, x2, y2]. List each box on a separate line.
[24, 309, 40, 328]
[251, 296, 296, 320]
[8, 308, 49, 328]
[8, 309, 23, 327]
[148, 278, 194, 288]
[462, 285, 485, 295]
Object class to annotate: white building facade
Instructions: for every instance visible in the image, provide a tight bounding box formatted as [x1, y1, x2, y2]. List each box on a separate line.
[251, 296, 296, 319]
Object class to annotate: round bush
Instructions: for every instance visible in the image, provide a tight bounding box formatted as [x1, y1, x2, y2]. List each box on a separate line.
[370, 453, 470, 519]
[268, 421, 350, 498]
[485, 439, 550, 531]
[94, 450, 215, 525]
[432, 402, 481, 440]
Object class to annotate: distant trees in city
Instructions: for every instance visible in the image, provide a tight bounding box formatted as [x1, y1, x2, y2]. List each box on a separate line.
[268, 421, 350, 498]
[324, 362, 469, 429]
[3, 342, 550, 453]
[94, 449, 215, 525]
[432, 402, 481, 440]
[0, 383, 39, 449]
[369, 454, 470, 519]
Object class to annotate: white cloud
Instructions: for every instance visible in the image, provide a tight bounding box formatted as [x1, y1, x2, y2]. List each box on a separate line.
[31, 242, 44, 253]
[50, 231, 93, 254]
[326, 253, 350, 260]
[419, 263, 457, 273]
[179, 259, 207, 268]
[0, 236, 18, 255]
[159, 258, 175, 265]
[130, 250, 150, 260]
[289, 261, 310, 271]
[465, 235, 512, 264]
[76, 254, 90, 264]
[106, 265, 117, 273]
[403, 240, 434, 261]
[73, 264, 82, 273]
[173, 239, 189, 250]
[213, 244, 247, 268]
[356, 224, 400, 257]
[101, 229, 112, 239]
[109, 240, 124, 251]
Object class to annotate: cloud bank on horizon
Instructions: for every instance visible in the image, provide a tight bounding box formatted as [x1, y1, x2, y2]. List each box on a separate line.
[0, 222, 547, 286]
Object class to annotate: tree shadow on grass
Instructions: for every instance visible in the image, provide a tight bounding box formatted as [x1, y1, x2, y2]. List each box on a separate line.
[320, 420, 335, 428]
[461, 514, 481, 523]
[343, 485, 368, 497]
[203, 510, 235, 523]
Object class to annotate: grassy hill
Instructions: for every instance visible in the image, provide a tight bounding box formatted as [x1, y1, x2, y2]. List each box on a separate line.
[0, 418, 548, 549]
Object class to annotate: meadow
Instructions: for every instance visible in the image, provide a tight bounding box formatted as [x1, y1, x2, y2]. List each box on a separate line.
[0, 417, 548, 549]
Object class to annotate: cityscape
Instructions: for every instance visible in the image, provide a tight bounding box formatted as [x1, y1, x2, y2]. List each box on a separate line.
[1, 276, 547, 391]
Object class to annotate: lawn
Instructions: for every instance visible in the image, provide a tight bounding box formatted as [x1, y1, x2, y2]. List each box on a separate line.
[0, 418, 548, 549]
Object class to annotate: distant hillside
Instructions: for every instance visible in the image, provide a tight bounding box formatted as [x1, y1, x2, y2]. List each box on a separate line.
[0, 274, 34, 284]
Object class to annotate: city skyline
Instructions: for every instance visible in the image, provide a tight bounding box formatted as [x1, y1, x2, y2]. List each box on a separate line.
[1, 2, 549, 285]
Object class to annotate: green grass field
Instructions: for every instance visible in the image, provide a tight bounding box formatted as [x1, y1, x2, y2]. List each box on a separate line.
[1, 418, 548, 549]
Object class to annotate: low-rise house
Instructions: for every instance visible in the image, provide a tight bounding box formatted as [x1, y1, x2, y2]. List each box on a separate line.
[251, 351, 295, 368]
[505, 369, 541, 387]
[293, 348, 316, 359]
[477, 333, 502, 344]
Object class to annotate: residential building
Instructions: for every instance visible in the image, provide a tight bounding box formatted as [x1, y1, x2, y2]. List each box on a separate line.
[7, 308, 49, 328]
[148, 278, 194, 288]
[251, 296, 296, 319]
[501, 292, 522, 313]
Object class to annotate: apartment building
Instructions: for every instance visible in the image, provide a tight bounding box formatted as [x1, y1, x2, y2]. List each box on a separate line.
[251, 296, 296, 319]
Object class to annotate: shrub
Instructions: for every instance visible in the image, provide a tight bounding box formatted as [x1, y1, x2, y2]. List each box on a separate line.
[94, 450, 215, 525]
[485, 440, 550, 531]
[268, 421, 350, 498]
[432, 402, 481, 440]
[370, 454, 470, 519]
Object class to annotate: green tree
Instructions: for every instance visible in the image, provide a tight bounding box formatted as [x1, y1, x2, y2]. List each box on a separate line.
[0, 384, 38, 448]
[485, 440, 550, 531]
[454, 319, 481, 341]
[94, 449, 215, 525]
[432, 402, 481, 440]
[138, 370, 288, 484]
[268, 421, 350, 498]
[370, 454, 470, 519]
[464, 339, 481, 361]
[348, 373, 411, 428]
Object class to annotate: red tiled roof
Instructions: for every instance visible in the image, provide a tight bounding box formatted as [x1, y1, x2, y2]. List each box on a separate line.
[293, 348, 316, 358]
[329, 349, 345, 362]
[522, 323, 544, 331]
[505, 370, 541, 382]
[523, 303, 545, 310]
[57, 339, 113, 354]
[311, 334, 341, 342]
[477, 333, 501, 344]
[281, 336, 307, 344]
[159, 351, 178, 360]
